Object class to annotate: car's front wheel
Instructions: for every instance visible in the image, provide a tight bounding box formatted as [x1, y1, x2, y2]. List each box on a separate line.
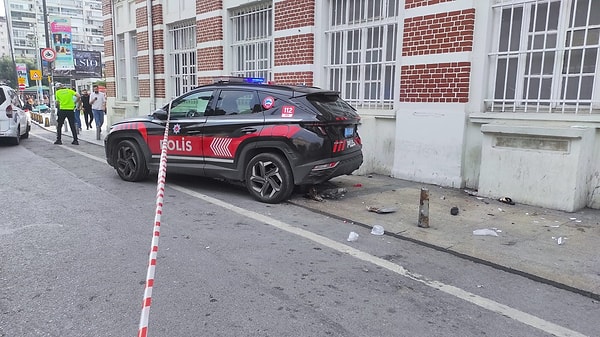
[245, 153, 294, 203]
[114, 139, 148, 182]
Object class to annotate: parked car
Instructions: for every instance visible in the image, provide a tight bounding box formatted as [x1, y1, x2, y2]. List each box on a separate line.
[104, 78, 363, 203]
[0, 85, 31, 145]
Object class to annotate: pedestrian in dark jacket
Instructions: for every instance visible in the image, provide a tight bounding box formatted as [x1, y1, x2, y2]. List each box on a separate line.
[80, 89, 93, 129]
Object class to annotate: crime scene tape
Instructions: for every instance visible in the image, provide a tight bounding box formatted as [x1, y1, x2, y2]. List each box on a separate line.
[137, 102, 172, 337]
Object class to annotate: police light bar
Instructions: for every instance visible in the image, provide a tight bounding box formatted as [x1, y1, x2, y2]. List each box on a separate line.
[213, 76, 265, 84]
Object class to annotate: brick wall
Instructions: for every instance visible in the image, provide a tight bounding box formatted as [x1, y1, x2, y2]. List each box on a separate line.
[197, 17, 223, 43]
[400, 62, 470, 103]
[400, 4, 475, 103]
[274, 72, 313, 86]
[198, 46, 224, 71]
[274, 34, 314, 67]
[405, 0, 455, 9]
[197, 0, 222, 14]
[274, 0, 315, 30]
[403, 9, 475, 56]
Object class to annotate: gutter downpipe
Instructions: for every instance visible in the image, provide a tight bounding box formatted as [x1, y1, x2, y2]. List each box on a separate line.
[147, 0, 156, 110]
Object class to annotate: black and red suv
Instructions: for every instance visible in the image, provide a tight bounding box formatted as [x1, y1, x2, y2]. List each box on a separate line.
[104, 79, 363, 203]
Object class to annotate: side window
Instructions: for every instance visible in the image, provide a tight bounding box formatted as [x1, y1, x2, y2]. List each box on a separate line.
[169, 90, 214, 118]
[9, 89, 22, 108]
[213, 90, 261, 116]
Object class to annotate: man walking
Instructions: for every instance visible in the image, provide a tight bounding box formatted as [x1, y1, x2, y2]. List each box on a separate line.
[80, 89, 93, 129]
[54, 83, 81, 145]
[90, 85, 106, 133]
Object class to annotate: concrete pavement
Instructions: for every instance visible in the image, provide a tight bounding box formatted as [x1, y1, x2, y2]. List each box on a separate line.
[35, 116, 600, 300]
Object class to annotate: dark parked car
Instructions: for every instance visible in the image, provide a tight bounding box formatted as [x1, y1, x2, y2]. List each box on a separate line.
[104, 79, 363, 203]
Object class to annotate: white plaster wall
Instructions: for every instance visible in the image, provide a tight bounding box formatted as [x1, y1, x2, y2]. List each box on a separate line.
[391, 103, 466, 188]
[355, 116, 395, 176]
[587, 129, 600, 209]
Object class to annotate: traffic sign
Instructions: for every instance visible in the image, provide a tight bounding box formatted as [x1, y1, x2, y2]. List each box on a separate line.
[41, 48, 56, 62]
[18, 83, 26, 90]
[17, 77, 26, 85]
[30, 70, 42, 81]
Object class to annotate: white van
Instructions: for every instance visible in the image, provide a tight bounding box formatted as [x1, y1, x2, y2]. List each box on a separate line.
[0, 85, 31, 145]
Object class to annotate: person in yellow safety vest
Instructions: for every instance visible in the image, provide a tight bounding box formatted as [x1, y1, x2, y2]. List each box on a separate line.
[54, 83, 81, 145]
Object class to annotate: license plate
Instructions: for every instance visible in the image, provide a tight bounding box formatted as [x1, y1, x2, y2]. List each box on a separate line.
[347, 139, 356, 148]
[344, 127, 354, 138]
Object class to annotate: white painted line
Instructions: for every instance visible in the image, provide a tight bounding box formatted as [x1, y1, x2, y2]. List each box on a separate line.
[32, 133, 106, 164]
[171, 184, 588, 337]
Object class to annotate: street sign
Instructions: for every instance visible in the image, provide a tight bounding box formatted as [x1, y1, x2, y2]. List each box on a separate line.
[18, 83, 26, 90]
[17, 77, 26, 85]
[41, 48, 57, 62]
[30, 70, 42, 81]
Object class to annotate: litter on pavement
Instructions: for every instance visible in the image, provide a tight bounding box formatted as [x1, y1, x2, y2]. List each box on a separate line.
[370, 225, 385, 235]
[347, 231, 359, 241]
[366, 206, 397, 214]
[473, 229, 499, 237]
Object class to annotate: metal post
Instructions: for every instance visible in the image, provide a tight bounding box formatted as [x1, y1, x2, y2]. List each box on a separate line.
[418, 188, 430, 228]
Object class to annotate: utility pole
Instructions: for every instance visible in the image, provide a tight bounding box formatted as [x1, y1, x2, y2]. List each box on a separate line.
[41, 0, 56, 125]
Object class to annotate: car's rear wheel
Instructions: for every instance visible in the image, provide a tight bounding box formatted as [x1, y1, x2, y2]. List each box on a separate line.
[245, 153, 294, 203]
[114, 139, 148, 182]
[22, 125, 30, 139]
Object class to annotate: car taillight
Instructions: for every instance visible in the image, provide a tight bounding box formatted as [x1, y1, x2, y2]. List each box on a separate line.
[6, 105, 13, 118]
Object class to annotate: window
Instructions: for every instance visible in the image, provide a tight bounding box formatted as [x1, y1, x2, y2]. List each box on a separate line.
[325, 0, 399, 109]
[116, 34, 127, 100]
[169, 21, 197, 98]
[169, 90, 214, 119]
[130, 33, 139, 100]
[488, 0, 600, 113]
[213, 90, 261, 115]
[230, 3, 273, 80]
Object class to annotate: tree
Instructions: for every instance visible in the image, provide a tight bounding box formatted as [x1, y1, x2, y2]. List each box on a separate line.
[0, 57, 41, 89]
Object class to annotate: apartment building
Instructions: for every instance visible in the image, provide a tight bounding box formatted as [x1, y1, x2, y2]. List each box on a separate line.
[5, 0, 103, 60]
[105, 0, 600, 212]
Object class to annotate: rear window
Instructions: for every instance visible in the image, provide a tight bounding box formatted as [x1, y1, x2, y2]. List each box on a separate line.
[0, 88, 5, 105]
[306, 93, 357, 117]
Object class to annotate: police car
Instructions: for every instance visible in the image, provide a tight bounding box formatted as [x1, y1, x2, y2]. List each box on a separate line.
[104, 78, 363, 203]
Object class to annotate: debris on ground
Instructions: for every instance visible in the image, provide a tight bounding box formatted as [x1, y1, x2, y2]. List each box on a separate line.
[552, 236, 567, 245]
[498, 197, 515, 205]
[305, 186, 324, 201]
[464, 189, 478, 196]
[450, 207, 459, 215]
[347, 231, 359, 241]
[370, 225, 385, 235]
[321, 187, 347, 199]
[366, 206, 397, 214]
[353, 183, 363, 187]
[473, 229, 499, 237]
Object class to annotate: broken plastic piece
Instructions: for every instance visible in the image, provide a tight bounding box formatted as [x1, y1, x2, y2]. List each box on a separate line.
[370, 225, 384, 236]
[498, 197, 515, 205]
[473, 229, 499, 237]
[347, 232, 359, 242]
[366, 206, 397, 214]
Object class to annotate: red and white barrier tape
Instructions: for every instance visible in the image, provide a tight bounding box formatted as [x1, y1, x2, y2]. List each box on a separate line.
[138, 104, 171, 337]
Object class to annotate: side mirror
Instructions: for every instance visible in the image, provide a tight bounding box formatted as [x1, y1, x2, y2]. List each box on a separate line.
[152, 109, 168, 120]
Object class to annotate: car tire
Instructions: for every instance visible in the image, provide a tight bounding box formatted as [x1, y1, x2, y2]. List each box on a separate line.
[22, 126, 29, 139]
[245, 152, 294, 204]
[114, 139, 149, 182]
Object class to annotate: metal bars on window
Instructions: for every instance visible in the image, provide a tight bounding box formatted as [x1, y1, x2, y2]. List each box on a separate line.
[169, 21, 197, 97]
[230, 4, 273, 81]
[116, 34, 127, 101]
[488, 0, 600, 113]
[325, 0, 398, 109]
[130, 33, 139, 100]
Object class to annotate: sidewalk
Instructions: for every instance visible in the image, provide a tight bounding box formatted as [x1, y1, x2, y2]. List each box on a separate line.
[36, 112, 105, 146]
[35, 117, 600, 299]
[291, 174, 600, 300]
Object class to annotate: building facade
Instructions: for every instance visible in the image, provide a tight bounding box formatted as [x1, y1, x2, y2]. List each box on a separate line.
[5, 0, 103, 60]
[105, 0, 600, 212]
[0, 16, 10, 58]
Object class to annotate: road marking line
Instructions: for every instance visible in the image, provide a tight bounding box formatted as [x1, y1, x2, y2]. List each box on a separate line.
[171, 184, 587, 337]
[32, 133, 106, 164]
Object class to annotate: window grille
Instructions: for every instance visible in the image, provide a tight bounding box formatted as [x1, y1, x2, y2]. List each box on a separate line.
[325, 0, 399, 109]
[130, 33, 139, 100]
[230, 3, 273, 81]
[116, 34, 127, 101]
[487, 0, 600, 114]
[169, 21, 197, 97]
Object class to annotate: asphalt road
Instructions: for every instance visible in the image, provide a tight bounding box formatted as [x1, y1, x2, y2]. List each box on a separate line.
[1, 126, 598, 337]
